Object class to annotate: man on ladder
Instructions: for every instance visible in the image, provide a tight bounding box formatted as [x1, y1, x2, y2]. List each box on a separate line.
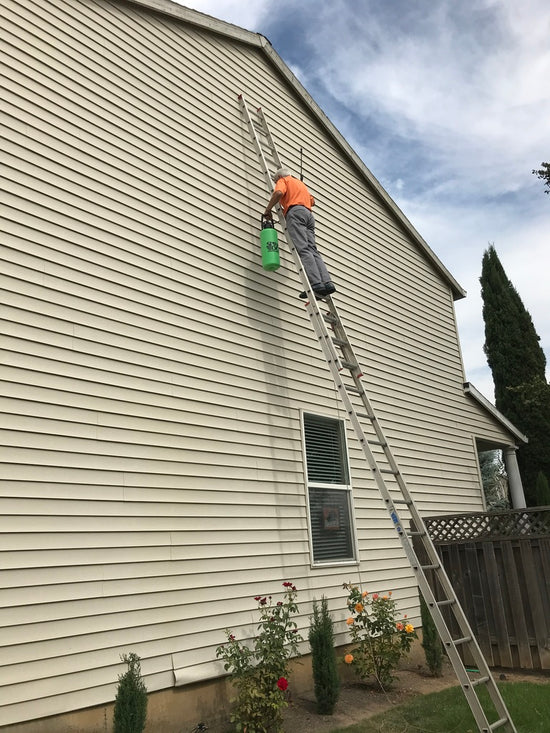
[263, 167, 337, 299]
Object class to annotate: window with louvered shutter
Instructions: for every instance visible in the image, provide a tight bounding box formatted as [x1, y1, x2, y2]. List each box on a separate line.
[304, 413, 356, 564]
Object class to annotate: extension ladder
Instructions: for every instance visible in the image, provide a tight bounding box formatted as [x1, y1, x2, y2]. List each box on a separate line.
[238, 93, 517, 733]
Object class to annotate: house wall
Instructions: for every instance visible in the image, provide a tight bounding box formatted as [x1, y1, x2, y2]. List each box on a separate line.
[0, 0, 518, 727]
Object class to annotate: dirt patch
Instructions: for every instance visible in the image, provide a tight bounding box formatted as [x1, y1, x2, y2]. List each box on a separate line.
[282, 662, 550, 732]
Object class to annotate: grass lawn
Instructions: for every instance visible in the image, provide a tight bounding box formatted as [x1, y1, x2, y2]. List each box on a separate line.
[328, 681, 550, 732]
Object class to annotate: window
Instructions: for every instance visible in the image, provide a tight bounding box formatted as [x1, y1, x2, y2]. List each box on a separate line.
[303, 413, 356, 564]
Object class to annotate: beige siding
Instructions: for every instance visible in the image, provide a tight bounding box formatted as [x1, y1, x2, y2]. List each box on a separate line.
[0, 0, 519, 725]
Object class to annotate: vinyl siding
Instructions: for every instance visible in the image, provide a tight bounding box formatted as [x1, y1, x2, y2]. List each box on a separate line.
[0, 0, 519, 725]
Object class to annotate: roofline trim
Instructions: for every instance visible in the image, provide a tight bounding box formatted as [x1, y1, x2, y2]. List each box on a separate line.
[463, 382, 528, 444]
[126, 0, 264, 45]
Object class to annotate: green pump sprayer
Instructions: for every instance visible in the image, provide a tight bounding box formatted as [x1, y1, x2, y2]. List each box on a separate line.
[260, 214, 280, 271]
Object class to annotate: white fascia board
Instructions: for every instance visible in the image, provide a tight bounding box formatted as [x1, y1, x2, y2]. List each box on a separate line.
[126, 0, 263, 46]
[464, 382, 528, 444]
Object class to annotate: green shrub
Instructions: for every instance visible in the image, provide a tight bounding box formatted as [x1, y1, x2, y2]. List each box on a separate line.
[113, 652, 148, 733]
[309, 596, 340, 715]
[419, 592, 443, 676]
[343, 583, 416, 690]
[216, 582, 302, 733]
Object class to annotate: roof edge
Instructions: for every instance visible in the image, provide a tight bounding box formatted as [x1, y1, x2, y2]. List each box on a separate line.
[463, 382, 528, 444]
[126, 0, 263, 45]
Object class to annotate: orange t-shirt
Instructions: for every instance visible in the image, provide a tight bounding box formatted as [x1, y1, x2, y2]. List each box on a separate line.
[274, 176, 315, 215]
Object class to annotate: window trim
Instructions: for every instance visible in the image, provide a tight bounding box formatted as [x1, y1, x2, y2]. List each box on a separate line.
[301, 410, 359, 567]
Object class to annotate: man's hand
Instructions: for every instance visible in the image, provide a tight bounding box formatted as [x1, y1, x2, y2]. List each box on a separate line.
[264, 189, 283, 216]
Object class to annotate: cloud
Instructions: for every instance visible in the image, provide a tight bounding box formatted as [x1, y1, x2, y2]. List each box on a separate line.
[305, 0, 550, 199]
[176, 0, 270, 31]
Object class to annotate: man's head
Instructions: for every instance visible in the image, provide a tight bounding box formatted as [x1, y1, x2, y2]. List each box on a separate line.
[272, 167, 291, 182]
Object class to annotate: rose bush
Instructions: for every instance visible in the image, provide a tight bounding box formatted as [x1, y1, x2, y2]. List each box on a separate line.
[216, 582, 302, 733]
[343, 582, 417, 690]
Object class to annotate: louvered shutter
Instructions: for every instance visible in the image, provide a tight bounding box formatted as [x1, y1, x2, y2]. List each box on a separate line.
[304, 414, 355, 563]
[304, 414, 348, 483]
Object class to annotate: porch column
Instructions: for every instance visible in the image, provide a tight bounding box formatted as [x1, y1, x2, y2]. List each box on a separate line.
[504, 445, 526, 508]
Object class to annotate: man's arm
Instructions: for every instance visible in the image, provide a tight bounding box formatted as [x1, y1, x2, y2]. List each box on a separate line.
[263, 189, 283, 217]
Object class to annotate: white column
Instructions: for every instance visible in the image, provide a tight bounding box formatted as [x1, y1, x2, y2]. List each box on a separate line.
[504, 445, 527, 509]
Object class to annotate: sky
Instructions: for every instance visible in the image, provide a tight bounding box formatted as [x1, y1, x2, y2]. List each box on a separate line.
[181, 0, 550, 402]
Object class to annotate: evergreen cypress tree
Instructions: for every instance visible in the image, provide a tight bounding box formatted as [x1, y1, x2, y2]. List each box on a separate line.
[113, 653, 148, 733]
[480, 245, 550, 505]
[419, 593, 443, 676]
[308, 596, 340, 715]
[535, 471, 550, 506]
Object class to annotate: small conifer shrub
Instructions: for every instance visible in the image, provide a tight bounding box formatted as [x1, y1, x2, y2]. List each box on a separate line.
[420, 594, 443, 677]
[308, 596, 340, 715]
[113, 652, 148, 733]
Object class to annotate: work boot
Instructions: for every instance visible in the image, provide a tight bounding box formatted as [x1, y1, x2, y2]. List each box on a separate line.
[299, 286, 327, 300]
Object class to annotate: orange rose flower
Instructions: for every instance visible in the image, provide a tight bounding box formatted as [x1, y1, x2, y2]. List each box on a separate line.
[405, 623, 415, 634]
[354, 602, 364, 613]
[346, 617, 354, 625]
[344, 653, 354, 664]
[396, 622, 404, 631]
[362, 590, 368, 597]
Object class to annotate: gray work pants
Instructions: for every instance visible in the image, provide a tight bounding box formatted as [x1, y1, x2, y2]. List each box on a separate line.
[285, 206, 331, 289]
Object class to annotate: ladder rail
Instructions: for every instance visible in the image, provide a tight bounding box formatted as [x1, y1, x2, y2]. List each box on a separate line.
[239, 93, 517, 733]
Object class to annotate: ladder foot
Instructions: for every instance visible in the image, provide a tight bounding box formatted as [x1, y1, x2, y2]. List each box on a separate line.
[470, 675, 490, 687]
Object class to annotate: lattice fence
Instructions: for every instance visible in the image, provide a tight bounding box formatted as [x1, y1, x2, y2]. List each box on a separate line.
[424, 507, 550, 544]
[416, 508, 550, 670]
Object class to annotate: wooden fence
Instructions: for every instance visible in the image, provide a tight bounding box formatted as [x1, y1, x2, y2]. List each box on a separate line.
[417, 508, 550, 671]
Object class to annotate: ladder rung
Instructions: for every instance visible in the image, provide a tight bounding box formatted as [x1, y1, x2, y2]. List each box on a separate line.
[489, 718, 509, 731]
[379, 468, 399, 475]
[346, 385, 363, 395]
[448, 636, 472, 646]
[421, 563, 440, 570]
[407, 531, 426, 537]
[341, 360, 360, 371]
[356, 411, 375, 421]
[332, 338, 347, 346]
[471, 675, 490, 688]
[392, 499, 412, 506]
[436, 599, 455, 607]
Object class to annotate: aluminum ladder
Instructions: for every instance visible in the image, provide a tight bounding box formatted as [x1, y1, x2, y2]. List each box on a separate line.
[238, 93, 517, 733]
